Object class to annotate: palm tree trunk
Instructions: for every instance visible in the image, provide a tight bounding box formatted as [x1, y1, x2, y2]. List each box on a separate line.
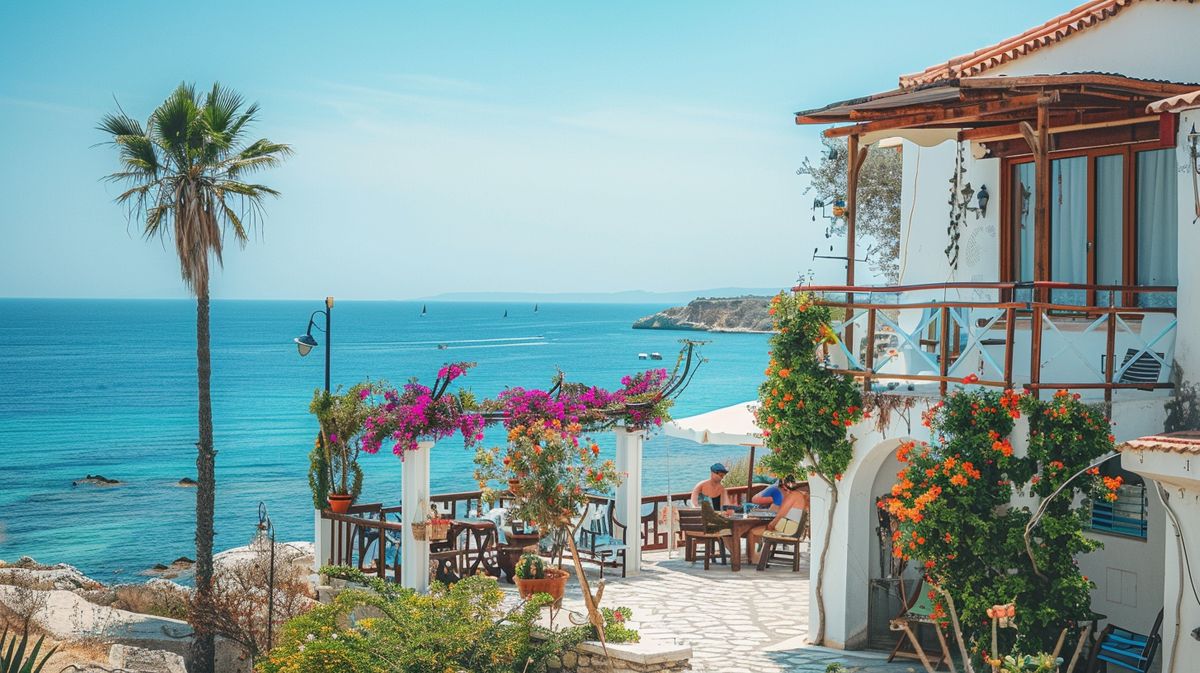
[190, 286, 217, 673]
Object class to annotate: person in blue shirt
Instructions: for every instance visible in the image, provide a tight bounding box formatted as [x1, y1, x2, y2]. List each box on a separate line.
[751, 475, 799, 511]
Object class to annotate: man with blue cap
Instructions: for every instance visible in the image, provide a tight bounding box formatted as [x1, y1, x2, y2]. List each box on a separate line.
[690, 462, 730, 509]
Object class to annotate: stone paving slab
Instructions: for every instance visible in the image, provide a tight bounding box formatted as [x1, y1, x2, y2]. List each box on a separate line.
[505, 549, 919, 673]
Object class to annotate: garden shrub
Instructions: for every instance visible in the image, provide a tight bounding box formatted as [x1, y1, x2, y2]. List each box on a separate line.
[258, 575, 554, 673]
[885, 388, 1121, 659]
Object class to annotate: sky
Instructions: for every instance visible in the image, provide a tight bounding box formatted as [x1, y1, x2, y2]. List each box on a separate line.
[0, 1, 1069, 300]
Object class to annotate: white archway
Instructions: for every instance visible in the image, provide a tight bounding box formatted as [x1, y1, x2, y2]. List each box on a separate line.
[809, 432, 925, 649]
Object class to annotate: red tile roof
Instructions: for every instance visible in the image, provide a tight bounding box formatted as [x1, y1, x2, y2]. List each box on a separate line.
[900, 0, 1195, 89]
[1119, 431, 1200, 455]
[1148, 88, 1200, 113]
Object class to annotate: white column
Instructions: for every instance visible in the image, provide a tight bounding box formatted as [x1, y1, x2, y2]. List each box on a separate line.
[614, 427, 644, 576]
[313, 509, 331, 574]
[401, 440, 435, 592]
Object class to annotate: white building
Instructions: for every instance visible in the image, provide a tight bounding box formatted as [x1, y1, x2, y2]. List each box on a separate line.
[791, 1, 1200, 669]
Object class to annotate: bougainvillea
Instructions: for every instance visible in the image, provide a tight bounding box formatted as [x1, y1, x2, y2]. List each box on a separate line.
[756, 290, 863, 644]
[885, 386, 1119, 659]
[361, 362, 485, 458]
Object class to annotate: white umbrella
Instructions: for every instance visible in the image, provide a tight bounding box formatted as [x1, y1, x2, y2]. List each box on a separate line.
[666, 401, 764, 448]
[662, 401, 766, 556]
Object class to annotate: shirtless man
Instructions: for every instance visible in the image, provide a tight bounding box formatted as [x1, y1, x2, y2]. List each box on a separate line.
[690, 463, 730, 508]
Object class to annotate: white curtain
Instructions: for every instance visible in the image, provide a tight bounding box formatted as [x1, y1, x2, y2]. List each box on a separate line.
[1137, 149, 1178, 307]
[1050, 157, 1088, 305]
[1095, 155, 1124, 306]
[1013, 163, 1036, 302]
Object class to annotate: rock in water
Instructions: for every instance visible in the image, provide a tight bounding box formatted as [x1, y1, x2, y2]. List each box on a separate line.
[73, 474, 122, 487]
[176, 477, 197, 487]
[632, 296, 774, 333]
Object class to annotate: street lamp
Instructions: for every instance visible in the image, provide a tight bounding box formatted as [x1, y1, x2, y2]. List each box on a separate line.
[295, 297, 333, 392]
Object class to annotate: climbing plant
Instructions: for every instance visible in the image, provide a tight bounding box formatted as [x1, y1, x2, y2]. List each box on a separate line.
[885, 387, 1121, 663]
[756, 290, 864, 644]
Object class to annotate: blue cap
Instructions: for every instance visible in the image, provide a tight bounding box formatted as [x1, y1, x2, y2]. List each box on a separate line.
[710, 463, 729, 474]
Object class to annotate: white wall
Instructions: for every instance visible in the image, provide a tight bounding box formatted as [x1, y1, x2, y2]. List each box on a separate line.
[897, 140, 1002, 290]
[982, 2, 1200, 85]
[1122, 446, 1200, 673]
[1174, 109, 1200, 383]
[1078, 400, 1169, 634]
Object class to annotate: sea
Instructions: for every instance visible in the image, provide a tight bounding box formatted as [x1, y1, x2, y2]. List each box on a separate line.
[0, 298, 769, 583]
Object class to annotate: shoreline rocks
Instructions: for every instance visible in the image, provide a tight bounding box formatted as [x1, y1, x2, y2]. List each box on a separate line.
[175, 477, 197, 487]
[632, 296, 774, 333]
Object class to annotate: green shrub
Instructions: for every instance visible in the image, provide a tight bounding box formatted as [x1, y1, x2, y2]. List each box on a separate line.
[514, 553, 545, 580]
[259, 575, 552, 673]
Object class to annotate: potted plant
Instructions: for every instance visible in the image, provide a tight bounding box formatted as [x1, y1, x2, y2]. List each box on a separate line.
[513, 552, 568, 603]
[308, 381, 384, 513]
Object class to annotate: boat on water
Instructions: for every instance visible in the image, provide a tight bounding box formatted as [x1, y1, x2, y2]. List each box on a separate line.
[437, 344, 448, 350]
[650, 352, 663, 360]
[503, 309, 508, 318]
[638, 353, 649, 360]
[534, 304, 539, 313]
[421, 304, 427, 316]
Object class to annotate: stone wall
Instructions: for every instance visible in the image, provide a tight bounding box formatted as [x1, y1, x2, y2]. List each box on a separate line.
[546, 640, 691, 672]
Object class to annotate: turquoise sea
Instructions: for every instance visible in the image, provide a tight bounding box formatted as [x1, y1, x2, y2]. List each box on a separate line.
[0, 299, 769, 582]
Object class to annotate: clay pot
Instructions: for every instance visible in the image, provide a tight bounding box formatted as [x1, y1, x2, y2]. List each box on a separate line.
[507, 479, 521, 493]
[327, 494, 353, 514]
[514, 567, 568, 603]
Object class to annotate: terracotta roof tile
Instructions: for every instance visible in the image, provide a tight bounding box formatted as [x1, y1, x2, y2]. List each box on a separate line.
[900, 0, 1195, 89]
[1119, 431, 1200, 455]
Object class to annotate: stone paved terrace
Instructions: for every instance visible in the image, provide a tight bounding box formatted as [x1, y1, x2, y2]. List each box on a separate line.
[509, 549, 920, 673]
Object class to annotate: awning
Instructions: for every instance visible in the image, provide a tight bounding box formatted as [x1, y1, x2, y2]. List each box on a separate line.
[1147, 89, 1200, 114]
[665, 401, 764, 447]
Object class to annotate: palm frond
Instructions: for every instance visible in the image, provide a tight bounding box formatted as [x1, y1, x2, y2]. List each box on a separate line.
[151, 83, 202, 170]
[97, 110, 144, 139]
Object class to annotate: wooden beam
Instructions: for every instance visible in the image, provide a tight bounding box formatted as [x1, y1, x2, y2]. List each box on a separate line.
[960, 112, 1158, 141]
[983, 122, 1163, 159]
[1034, 99, 1051, 298]
[959, 74, 1196, 96]
[825, 95, 1045, 137]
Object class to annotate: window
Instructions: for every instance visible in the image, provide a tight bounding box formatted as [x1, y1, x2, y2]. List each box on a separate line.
[1005, 145, 1178, 306]
[1090, 480, 1148, 540]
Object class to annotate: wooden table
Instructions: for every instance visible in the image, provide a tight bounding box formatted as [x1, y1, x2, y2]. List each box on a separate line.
[725, 515, 769, 572]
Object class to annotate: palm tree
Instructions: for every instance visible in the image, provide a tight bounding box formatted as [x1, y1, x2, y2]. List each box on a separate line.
[99, 82, 291, 673]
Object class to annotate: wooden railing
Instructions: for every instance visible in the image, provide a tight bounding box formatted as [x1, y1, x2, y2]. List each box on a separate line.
[320, 484, 765, 575]
[800, 281, 1177, 402]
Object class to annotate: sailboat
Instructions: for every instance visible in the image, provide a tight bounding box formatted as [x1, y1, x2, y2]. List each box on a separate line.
[503, 309, 508, 318]
[420, 304, 427, 317]
[534, 304, 539, 313]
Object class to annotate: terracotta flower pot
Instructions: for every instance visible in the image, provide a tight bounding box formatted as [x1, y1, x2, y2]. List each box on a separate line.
[327, 494, 353, 514]
[514, 567, 568, 603]
[507, 478, 521, 492]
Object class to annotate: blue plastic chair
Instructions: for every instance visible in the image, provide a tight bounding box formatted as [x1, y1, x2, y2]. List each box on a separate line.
[1089, 609, 1163, 673]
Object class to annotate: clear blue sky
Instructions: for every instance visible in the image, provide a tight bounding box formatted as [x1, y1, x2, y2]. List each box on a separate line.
[1, 1, 1064, 300]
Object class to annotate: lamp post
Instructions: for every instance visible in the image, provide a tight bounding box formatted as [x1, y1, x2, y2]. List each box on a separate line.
[295, 297, 333, 392]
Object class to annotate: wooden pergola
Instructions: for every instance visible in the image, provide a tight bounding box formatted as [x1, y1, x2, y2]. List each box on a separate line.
[794, 73, 1196, 294]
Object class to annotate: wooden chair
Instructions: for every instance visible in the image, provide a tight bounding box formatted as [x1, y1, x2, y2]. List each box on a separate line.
[678, 508, 729, 570]
[755, 510, 808, 572]
[888, 578, 953, 671]
[576, 499, 629, 578]
[1086, 609, 1163, 673]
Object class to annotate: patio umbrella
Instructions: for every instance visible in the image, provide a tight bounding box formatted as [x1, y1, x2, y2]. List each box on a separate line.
[665, 401, 765, 493]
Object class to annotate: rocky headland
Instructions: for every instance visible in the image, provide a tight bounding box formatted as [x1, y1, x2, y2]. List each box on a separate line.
[632, 296, 774, 333]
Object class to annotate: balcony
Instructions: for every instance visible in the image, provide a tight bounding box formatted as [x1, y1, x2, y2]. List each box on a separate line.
[802, 281, 1177, 401]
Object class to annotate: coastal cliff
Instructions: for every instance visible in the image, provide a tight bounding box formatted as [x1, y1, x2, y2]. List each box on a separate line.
[632, 296, 774, 333]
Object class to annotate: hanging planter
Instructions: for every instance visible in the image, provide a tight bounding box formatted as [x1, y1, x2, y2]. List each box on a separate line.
[409, 521, 428, 541]
[428, 518, 451, 542]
